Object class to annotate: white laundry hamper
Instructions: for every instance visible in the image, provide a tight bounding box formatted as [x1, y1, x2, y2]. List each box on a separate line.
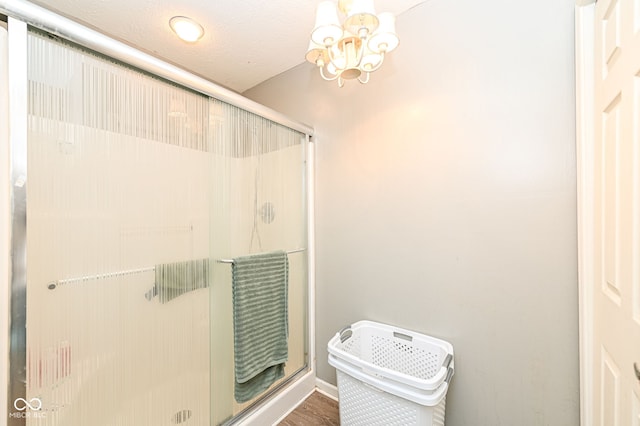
[327, 320, 454, 426]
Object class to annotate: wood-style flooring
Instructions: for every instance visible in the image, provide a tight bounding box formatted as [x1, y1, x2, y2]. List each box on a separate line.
[277, 391, 340, 426]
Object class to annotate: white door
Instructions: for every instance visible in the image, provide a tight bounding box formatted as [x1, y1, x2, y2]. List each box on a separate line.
[590, 0, 640, 424]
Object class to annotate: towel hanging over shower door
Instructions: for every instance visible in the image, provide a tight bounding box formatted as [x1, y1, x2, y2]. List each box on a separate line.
[231, 250, 289, 403]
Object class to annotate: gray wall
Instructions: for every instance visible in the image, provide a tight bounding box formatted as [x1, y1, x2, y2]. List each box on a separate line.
[245, 0, 579, 424]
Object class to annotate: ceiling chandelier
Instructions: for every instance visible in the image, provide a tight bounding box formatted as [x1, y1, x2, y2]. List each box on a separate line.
[305, 0, 399, 87]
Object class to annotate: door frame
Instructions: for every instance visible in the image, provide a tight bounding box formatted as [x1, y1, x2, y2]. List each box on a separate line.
[575, 2, 596, 426]
[1, 20, 9, 425]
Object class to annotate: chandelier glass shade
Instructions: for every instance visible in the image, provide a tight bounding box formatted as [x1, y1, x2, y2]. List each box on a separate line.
[305, 0, 399, 87]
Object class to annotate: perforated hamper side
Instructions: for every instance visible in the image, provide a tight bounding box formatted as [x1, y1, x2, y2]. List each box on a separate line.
[336, 369, 446, 426]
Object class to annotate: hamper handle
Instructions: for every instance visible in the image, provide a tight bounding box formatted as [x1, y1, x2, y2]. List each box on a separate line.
[339, 325, 353, 342]
[443, 353, 453, 370]
[445, 367, 454, 384]
[393, 331, 413, 341]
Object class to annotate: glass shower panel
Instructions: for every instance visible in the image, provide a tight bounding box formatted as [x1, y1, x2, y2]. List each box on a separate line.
[26, 31, 211, 425]
[210, 100, 308, 425]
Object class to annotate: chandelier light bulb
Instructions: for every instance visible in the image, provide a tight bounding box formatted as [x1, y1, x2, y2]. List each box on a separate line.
[306, 40, 329, 67]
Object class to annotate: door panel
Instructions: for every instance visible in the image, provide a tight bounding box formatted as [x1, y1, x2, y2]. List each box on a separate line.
[593, 0, 640, 424]
[601, 347, 621, 425]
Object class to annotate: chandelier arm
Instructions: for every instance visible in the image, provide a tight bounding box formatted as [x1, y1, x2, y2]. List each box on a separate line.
[361, 51, 386, 74]
[338, 76, 345, 88]
[358, 72, 370, 84]
[319, 66, 341, 81]
[326, 36, 368, 71]
[326, 46, 344, 72]
[353, 36, 368, 69]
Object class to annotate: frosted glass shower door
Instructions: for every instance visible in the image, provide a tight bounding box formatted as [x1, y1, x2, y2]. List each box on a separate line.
[18, 23, 309, 426]
[210, 102, 309, 424]
[25, 32, 211, 425]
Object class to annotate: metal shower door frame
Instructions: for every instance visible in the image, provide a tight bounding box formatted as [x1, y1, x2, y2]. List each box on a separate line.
[6, 16, 27, 426]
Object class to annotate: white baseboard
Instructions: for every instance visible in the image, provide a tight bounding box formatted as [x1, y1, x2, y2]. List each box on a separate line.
[315, 378, 338, 400]
[237, 374, 339, 426]
[238, 370, 316, 426]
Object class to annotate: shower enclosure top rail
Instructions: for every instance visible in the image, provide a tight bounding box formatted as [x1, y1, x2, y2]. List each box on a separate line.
[0, 0, 314, 136]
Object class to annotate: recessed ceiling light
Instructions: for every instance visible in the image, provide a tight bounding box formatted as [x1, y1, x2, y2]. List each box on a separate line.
[169, 16, 204, 43]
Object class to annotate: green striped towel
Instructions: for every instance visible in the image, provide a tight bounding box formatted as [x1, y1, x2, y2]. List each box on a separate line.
[232, 251, 289, 403]
[155, 259, 209, 304]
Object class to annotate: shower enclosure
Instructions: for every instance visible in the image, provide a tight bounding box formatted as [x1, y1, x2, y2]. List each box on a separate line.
[2, 2, 313, 425]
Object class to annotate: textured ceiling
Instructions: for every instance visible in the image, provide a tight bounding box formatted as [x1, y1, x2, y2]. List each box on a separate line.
[27, 0, 425, 93]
